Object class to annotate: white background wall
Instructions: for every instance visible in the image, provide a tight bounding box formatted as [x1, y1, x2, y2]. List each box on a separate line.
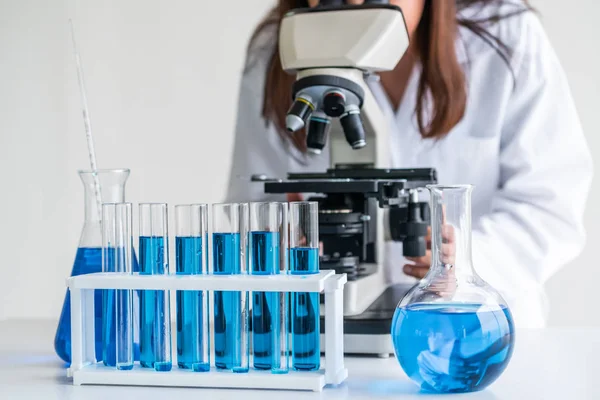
[0, 0, 598, 326]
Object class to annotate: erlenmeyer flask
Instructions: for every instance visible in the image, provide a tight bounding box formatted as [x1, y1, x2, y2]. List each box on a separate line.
[391, 185, 515, 393]
[54, 169, 139, 363]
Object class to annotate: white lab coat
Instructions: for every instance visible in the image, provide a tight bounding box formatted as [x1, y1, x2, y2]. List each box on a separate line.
[225, 3, 593, 328]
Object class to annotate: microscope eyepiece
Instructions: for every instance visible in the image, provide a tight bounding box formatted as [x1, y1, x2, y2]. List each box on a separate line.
[340, 105, 366, 149]
[306, 113, 331, 155]
[286, 95, 315, 133]
[323, 90, 346, 118]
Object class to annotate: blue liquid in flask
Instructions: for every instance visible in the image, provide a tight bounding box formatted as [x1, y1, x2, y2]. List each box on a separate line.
[290, 247, 320, 371]
[176, 236, 209, 372]
[391, 303, 515, 393]
[139, 236, 172, 372]
[250, 231, 280, 370]
[213, 232, 247, 372]
[54, 248, 140, 364]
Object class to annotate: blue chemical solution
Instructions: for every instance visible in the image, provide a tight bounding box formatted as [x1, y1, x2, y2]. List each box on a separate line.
[176, 236, 209, 372]
[213, 232, 248, 372]
[54, 247, 140, 364]
[140, 236, 172, 372]
[54, 248, 102, 363]
[290, 247, 320, 371]
[391, 303, 515, 393]
[250, 231, 280, 370]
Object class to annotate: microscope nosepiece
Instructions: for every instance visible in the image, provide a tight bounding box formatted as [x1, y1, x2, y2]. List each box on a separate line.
[286, 95, 315, 132]
[340, 106, 367, 149]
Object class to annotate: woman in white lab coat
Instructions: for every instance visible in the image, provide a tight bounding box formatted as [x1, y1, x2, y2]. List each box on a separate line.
[225, 0, 593, 328]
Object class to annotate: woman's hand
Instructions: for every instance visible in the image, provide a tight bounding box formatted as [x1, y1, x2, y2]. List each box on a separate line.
[286, 193, 304, 202]
[403, 225, 456, 279]
[308, 0, 364, 7]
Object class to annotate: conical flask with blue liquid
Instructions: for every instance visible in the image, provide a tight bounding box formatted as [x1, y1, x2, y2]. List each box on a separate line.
[54, 169, 140, 363]
[392, 185, 515, 393]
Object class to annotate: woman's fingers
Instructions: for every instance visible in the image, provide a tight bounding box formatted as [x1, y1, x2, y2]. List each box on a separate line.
[406, 255, 429, 265]
[403, 264, 429, 279]
[308, 0, 319, 7]
[441, 224, 455, 244]
[440, 224, 456, 264]
[286, 193, 304, 202]
[405, 249, 431, 279]
[409, 224, 456, 265]
[442, 243, 456, 264]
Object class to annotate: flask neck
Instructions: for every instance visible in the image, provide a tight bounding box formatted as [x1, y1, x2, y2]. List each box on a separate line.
[429, 185, 475, 279]
[80, 169, 129, 223]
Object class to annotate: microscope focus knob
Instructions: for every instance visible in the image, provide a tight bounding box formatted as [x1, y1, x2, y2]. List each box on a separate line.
[323, 91, 346, 118]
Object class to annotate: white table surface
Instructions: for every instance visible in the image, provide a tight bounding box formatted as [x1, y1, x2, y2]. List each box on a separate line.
[0, 320, 598, 400]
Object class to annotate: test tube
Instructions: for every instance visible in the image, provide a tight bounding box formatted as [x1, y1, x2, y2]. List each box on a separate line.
[289, 202, 320, 371]
[249, 202, 289, 373]
[175, 204, 210, 372]
[212, 203, 249, 373]
[101, 203, 134, 370]
[139, 203, 172, 372]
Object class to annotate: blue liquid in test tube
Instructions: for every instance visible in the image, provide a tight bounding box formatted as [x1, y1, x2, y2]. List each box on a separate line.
[289, 201, 320, 372]
[249, 202, 288, 374]
[212, 203, 249, 373]
[213, 232, 247, 371]
[176, 236, 210, 371]
[138, 203, 172, 372]
[250, 231, 280, 370]
[290, 247, 320, 371]
[140, 235, 171, 371]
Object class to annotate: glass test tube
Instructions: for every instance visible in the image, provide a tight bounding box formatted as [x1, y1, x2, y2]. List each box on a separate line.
[212, 203, 249, 372]
[249, 202, 289, 373]
[101, 203, 134, 370]
[139, 203, 172, 372]
[175, 204, 210, 372]
[289, 202, 320, 371]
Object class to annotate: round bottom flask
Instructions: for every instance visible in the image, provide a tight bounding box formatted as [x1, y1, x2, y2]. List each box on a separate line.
[392, 185, 515, 393]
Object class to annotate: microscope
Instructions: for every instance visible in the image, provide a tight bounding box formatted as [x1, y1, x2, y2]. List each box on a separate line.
[255, 0, 437, 356]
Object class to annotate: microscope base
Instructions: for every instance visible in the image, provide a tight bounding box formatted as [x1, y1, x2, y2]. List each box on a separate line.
[341, 333, 395, 357]
[320, 282, 415, 357]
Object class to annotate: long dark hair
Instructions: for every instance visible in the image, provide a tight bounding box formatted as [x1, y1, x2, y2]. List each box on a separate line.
[251, 0, 532, 151]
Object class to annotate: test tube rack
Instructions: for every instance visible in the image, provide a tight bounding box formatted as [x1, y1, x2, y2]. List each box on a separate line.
[67, 270, 347, 392]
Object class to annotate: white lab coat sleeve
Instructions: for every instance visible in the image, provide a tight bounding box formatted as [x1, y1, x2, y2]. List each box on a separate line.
[224, 48, 290, 204]
[471, 15, 593, 302]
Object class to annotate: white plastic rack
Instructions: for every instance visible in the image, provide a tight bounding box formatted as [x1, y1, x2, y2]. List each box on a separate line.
[67, 270, 347, 392]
